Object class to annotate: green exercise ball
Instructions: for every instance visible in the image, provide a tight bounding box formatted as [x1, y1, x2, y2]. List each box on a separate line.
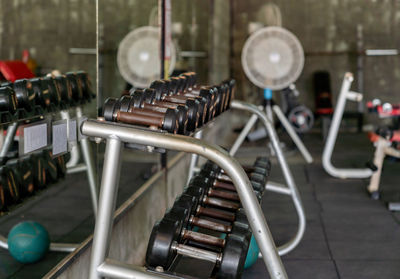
[244, 234, 260, 269]
[8, 221, 50, 264]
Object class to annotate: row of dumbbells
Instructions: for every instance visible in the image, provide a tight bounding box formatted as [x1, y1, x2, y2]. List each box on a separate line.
[146, 157, 270, 279]
[0, 149, 68, 212]
[103, 72, 236, 134]
[0, 71, 93, 121]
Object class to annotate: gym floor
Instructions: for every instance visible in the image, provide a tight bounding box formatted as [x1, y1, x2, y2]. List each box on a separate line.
[1, 131, 399, 278]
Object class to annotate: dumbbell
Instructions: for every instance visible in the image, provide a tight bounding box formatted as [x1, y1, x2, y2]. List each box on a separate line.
[200, 166, 269, 194]
[0, 86, 18, 115]
[163, 206, 251, 253]
[30, 153, 47, 189]
[150, 80, 208, 127]
[7, 159, 35, 197]
[66, 72, 84, 104]
[168, 199, 250, 236]
[184, 185, 241, 211]
[54, 75, 73, 107]
[146, 218, 248, 279]
[30, 77, 59, 110]
[0, 183, 6, 211]
[171, 78, 217, 122]
[202, 158, 271, 184]
[190, 175, 263, 203]
[176, 194, 237, 222]
[54, 153, 67, 178]
[222, 79, 236, 109]
[42, 149, 59, 184]
[0, 166, 20, 204]
[124, 90, 188, 135]
[103, 98, 179, 134]
[173, 75, 220, 120]
[43, 76, 62, 108]
[2, 79, 36, 112]
[76, 71, 94, 102]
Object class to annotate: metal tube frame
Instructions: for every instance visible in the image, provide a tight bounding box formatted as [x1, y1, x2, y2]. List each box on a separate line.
[82, 119, 287, 279]
[230, 100, 306, 255]
[322, 72, 373, 179]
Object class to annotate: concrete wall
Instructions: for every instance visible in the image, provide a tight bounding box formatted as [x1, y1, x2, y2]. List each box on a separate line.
[232, 0, 400, 115]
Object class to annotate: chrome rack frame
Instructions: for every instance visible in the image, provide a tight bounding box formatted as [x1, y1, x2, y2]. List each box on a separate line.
[322, 72, 373, 179]
[229, 101, 305, 255]
[81, 119, 288, 279]
[0, 107, 97, 253]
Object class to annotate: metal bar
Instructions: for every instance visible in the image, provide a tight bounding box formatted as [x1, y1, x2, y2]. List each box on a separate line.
[0, 234, 78, 252]
[69, 48, 97, 55]
[81, 119, 287, 279]
[322, 72, 373, 179]
[230, 100, 306, 256]
[0, 122, 18, 158]
[229, 113, 258, 156]
[272, 105, 313, 164]
[76, 106, 98, 216]
[97, 259, 175, 279]
[66, 163, 87, 174]
[172, 241, 220, 263]
[365, 49, 398, 56]
[266, 181, 292, 196]
[88, 137, 123, 279]
[60, 110, 80, 168]
[187, 130, 203, 183]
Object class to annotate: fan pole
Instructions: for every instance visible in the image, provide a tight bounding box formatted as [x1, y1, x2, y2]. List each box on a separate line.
[159, 0, 172, 168]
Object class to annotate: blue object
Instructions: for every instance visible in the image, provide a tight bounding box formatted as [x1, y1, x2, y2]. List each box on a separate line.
[263, 88, 273, 100]
[8, 221, 50, 264]
[244, 234, 260, 269]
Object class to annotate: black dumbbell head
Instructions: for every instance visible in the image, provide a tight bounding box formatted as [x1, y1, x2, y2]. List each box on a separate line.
[168, 78, 179, 94]
[0, 86, 17, 114]
[66, 72, 83, 103]
[185, 99, 199, 132]
[30, 78, 51, 109]
[150, 80, 168, 100]
[42, 76, 61, 107]
[175, 194, 199, 215]
[13, 79, 35, 111]
[1, 166, 20, 204]
[175, 105, 189, 135]
[54, 75, 73, 106]
[146, 219, 180, 269]
[103, 98, 120, 121]
[119, 95, 133, 112]
[130, 89, 145, 108]
[143, 88, 156, 104]
[216, 235, 248, 279]
[76, 71, 94, 101]
[162, 108, 179, 134]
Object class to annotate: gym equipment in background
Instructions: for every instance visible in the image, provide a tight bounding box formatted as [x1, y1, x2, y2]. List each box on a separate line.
[280, 85, 314, 133]
[313, 71, 334, 140]
[117, 26, 176, 89]
[7, 221, 50, 264]
[366, 101, 400, 203]
[322, 72, 373, 179]
[241, 26, 313, 164]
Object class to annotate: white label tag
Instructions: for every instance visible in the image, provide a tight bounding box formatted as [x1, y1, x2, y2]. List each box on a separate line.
[68, 119, 77, 142]
[52, 121, 68, 156]
[23, 123, 48, 154]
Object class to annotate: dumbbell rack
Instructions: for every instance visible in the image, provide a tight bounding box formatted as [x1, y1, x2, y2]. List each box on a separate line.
[0, 106, 97, 253]
[81, 117, 288, 279]
[187, 100, 306, 256]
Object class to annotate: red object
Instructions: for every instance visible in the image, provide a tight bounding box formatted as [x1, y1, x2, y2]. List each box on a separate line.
[0, 60, 35, 82]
